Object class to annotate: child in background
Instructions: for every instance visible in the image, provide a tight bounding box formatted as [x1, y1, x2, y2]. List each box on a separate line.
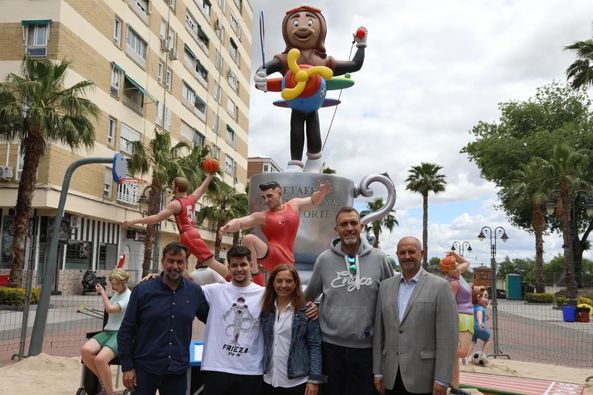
[471, 287, 492, 362]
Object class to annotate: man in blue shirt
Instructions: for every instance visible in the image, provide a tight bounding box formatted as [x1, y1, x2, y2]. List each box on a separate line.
[118, 242, 209, 395]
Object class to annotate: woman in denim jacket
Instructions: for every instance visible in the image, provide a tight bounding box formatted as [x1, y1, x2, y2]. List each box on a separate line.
[261, 264, 326, 395]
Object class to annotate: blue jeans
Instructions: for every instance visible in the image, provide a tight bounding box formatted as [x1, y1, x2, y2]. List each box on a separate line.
[134, 368, 186, 395]
[321, 342, 378, 395]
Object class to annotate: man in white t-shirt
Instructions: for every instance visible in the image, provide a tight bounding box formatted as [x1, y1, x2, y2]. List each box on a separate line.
[201, 245, 264, 395]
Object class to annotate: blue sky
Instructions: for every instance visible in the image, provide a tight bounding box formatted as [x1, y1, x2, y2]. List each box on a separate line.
[247, 0, 593, 267]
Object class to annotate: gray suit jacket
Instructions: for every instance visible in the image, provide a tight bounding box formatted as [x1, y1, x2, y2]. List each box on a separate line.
[372, 269, 458, 393]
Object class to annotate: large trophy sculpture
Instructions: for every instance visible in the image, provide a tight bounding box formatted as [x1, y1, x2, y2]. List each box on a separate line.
[249, 5, 396, 271]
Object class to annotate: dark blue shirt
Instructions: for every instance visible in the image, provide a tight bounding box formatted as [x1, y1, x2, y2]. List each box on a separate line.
[117, 275, 209, 375]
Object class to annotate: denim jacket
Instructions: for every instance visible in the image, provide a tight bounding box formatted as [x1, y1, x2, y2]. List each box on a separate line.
[260, 305, 326, 383]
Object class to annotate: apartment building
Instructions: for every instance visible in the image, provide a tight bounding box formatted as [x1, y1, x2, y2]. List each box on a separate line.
[247, 156, 281, 179]
[0, 0, 252, 290]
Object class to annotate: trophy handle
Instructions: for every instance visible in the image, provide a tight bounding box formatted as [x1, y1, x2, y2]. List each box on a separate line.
[355, 174, 397, 226]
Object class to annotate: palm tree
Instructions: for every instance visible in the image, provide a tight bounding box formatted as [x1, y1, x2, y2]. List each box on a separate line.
[405, 163, 447, 266]
[0, 56, 99, 287]
[533, 144, 591, 298]
[564, 39, 593, 90]
[127, 131, 212, 276]
[360, 198, 398, 248]
[508, 160, 550, 293]
[198, 182, 249, 260]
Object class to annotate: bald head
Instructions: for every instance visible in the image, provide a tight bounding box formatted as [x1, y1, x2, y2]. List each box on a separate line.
[396, 236, 424, 279]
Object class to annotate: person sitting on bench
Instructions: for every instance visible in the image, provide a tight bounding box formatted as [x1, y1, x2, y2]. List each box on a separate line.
[80, 268, 131, 395]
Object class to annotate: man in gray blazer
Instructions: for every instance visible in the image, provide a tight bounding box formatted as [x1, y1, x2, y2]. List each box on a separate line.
[373, 236, 458, 395]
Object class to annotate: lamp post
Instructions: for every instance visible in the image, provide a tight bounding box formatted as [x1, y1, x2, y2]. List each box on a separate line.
[451, 241, 472, 256]
[477, 225, 509, 358]
[545, 190, 593, 298]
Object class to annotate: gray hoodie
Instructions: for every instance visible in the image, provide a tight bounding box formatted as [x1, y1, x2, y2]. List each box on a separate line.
[305, 237, 394, 348]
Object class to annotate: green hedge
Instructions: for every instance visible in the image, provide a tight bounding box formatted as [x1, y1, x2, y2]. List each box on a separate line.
[525, 292, 554, 303]
[555, 296, 568, 305]
[0, 288, 41, 306]
[577, 296, 593, 306]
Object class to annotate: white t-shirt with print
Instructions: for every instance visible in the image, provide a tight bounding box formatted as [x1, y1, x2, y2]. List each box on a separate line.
[202, 282, 264, 375]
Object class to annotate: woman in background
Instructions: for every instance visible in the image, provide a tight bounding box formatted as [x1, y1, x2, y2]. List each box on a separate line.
[440, 252, 473, 395]
[260, 264, 325, 395]
[80, 268, 131, 395]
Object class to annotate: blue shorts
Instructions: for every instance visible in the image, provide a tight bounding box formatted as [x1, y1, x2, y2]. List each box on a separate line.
[472, 327, 490, 342]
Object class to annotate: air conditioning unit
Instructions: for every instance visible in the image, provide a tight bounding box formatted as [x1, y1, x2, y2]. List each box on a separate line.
[70, 215, 81, 229]
[0, 165, 13, 179]
[160, 38, 168, 51]
[169, 48, 178, 60]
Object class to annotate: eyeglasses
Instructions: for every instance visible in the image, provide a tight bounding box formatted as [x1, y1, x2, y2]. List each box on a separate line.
[259, 181, 280, 191]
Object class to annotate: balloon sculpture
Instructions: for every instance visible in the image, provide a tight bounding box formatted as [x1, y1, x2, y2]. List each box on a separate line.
[255, 5, 367, 172]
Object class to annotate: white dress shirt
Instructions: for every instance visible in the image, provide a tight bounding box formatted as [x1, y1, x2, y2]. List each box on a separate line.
[263, 301, 308, 388]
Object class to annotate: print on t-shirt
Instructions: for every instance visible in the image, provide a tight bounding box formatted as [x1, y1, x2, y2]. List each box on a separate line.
[223, 296, 257, 348]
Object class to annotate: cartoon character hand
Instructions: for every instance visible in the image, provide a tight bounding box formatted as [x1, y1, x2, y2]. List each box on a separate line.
[254, 69, 268, 92]
[353, 26, 368, 48]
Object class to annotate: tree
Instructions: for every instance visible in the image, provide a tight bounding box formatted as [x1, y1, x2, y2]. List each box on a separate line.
[462, 83, 593, 290]
[197, 182, 249, 260]
[507, 160, 549, 293]
[565, 38, 593, 90]
[0, 56, 99, 287]
[531, 144, 591, 298]
[127, 131, 212, 276]
[405, 162, 446, 266]
[360, 198, 398, 248]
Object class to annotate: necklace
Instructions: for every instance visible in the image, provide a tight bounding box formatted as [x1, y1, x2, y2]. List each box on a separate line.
[344, 255, 361, 290]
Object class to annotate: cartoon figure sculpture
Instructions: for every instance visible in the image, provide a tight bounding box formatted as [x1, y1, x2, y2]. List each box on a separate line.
[223, 297, 257, 345]
[255, 5, 367, 172]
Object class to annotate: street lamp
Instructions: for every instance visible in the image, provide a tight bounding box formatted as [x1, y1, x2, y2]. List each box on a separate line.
[451, 241, 472, 256]
[545, 190, 593, 297]
[477, 225, 509, 358]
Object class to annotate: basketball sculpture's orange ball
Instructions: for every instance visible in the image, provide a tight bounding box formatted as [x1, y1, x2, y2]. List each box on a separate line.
[439, 254, 457, 274]
[202, 157, 219, 173]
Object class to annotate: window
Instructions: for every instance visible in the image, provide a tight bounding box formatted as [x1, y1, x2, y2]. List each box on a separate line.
[212, 113, 220, 134]
[114, 17, 122, 46]
[224, 154, 234, 176]
[157, 61, 164, 84]
[226, 97, 236, 120]
[233, 0, 241, 13]
[107, 117, 116, 145]
[15, 145, 24, 180]
[197, 0, 211, 19]
[213, 80, 221, 103]
[65, 241, 92, 270]
[104, 168, 113, 198]
[120, 123, 140, 154]
[215, 49, 224, 72]
[229, 38, 239, 65]
[211, 144, 220, 160]
[134, 0, 149, 15]
[126, 26, 147, 63]
[193, 130, 205, 147]
[217, 0, 226, 13]
[182, 81, 206, 118]
[165, 67, 173, 91]
[230, 14, 241, 39]
[227, 69, 238, 91]
[160, 20, 175, 51]
[25, 23, 50, 57]
[226, 125, 235, 147]
[0, 212, 15, 269]
[97, 242, 118, 270]
[110, 64, 122, 96]
[184, 45, 208, 87]
[185, 12, 209, 52]
[165, 0, 176, 12]
[122, 75, 145, 115]
[156, 101, 163, 126]
[164, 106, 171, 130]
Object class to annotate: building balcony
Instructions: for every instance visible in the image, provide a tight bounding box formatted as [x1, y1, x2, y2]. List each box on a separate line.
[117, 179, 143, 205]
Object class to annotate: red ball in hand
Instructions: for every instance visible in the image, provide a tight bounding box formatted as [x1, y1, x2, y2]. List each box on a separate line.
[202, 157, 219, 173]
[356, 27, 366, 40]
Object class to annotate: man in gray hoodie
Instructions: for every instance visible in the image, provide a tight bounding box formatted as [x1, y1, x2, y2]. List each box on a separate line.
[305, 207, 394, 395]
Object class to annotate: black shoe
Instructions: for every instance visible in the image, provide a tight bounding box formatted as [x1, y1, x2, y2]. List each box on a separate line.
[450, 388, 471, 395]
